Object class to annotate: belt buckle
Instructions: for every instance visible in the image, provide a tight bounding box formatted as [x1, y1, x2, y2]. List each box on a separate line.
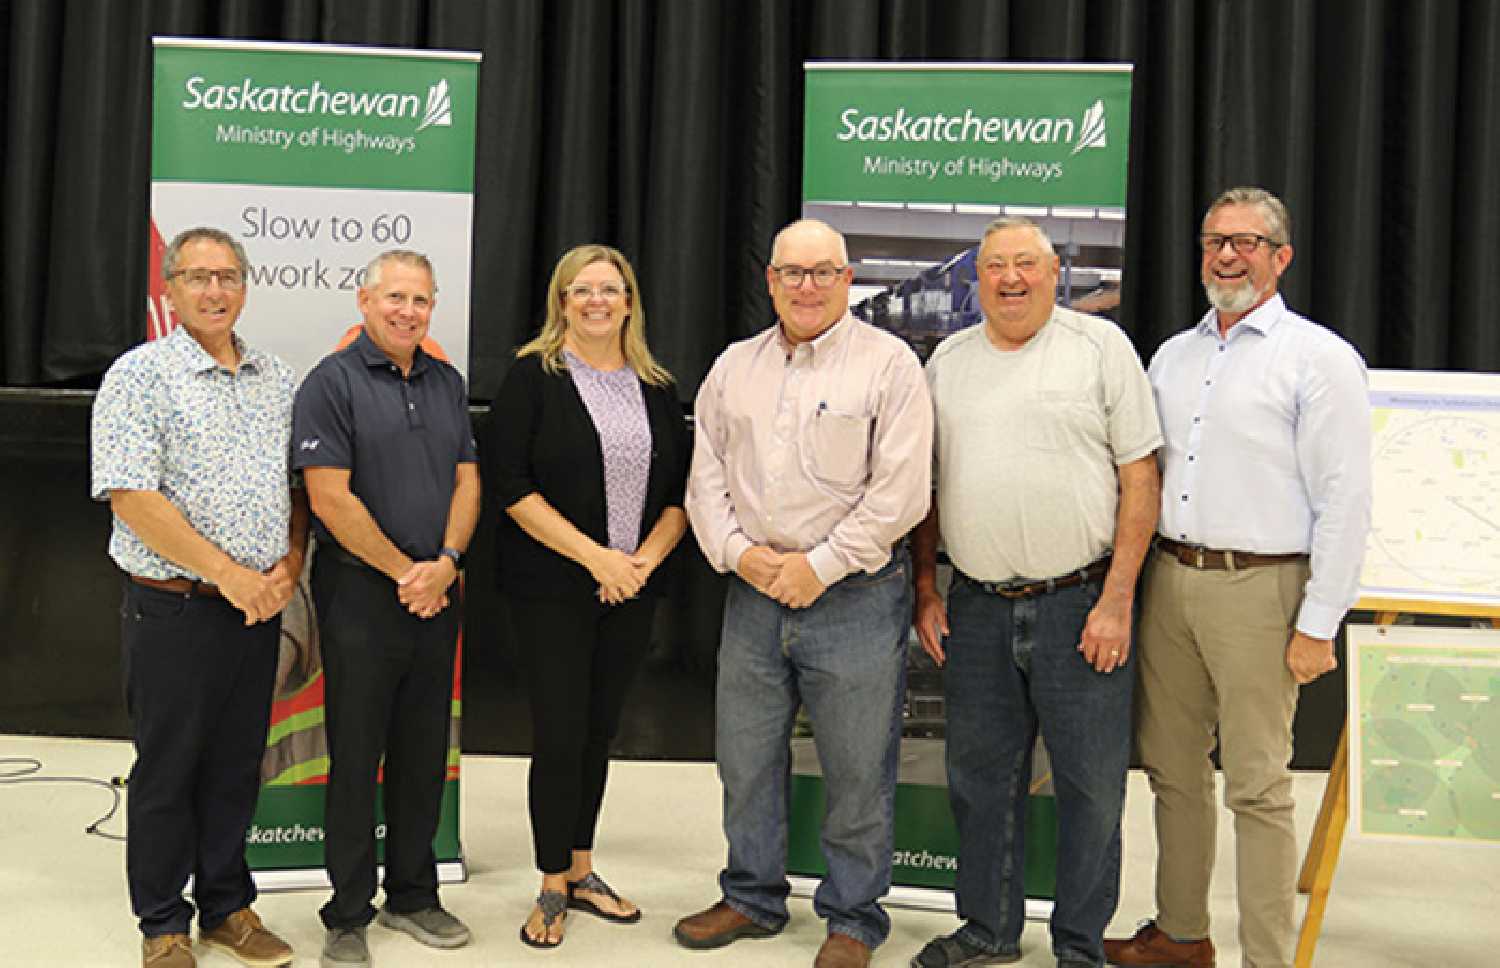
[1193, 546, 1205, 569]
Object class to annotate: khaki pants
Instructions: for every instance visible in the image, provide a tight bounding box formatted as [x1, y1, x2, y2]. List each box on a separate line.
[1135, 548, 1310, 968]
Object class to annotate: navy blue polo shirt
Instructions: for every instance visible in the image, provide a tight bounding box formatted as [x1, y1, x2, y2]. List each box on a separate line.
[292, 329, 477, 561]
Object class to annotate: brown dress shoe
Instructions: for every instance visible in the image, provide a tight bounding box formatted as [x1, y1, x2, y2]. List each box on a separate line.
[142, 933, 195, 968]
[1103, 922, 1215, 968]
[673, 900, 778, 949]
[814, 932, 872, 968]
[200, 907, 293, 967]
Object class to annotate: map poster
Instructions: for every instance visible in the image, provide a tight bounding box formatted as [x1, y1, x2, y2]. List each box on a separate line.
[1361, 369, 1500, 607]
[1347, 624, 1500, 846]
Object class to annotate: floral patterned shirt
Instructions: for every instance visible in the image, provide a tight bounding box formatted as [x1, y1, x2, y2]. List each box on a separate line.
[90, 325, 295, 580]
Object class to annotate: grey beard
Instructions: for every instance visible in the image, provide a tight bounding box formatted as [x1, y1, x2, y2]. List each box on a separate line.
[1203, 279, 1258, 315]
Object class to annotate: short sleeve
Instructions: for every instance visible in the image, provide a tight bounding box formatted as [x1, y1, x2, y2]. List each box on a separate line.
[292, 359, 354, 470]
[1100, 323, 1163, 464]
[90, 352, 165, 500]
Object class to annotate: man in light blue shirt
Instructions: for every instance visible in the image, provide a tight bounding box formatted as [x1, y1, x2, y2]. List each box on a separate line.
[1105, 187, 1371, 968]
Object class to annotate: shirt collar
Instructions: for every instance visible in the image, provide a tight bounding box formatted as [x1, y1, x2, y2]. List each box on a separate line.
[1195, 292, 1286, 341]
[167, 324, 261, 374]
[774, 311, 852, 359]
[351, 326, 429, 376]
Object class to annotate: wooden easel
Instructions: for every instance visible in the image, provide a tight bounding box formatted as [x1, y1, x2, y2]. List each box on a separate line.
[1293, 596, 1500, 967]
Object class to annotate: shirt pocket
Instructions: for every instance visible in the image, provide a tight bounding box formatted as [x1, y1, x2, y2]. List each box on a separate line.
[811, 406, 872, 485]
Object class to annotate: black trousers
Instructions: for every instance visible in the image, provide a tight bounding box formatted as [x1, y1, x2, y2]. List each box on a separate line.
[121, 579, 278, 937]
[313, 553, 459, 929]
[506, 592, 654, 874]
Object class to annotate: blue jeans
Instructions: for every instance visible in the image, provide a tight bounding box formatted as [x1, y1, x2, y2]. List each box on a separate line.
[715, 551, 910, 949]
[943, 573, 1132, 968]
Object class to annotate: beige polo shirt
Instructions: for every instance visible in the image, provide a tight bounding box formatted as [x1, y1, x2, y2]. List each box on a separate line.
[927, 306, 1162, 582]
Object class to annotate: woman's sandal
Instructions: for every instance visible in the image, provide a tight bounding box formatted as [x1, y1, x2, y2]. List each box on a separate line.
[518, 889, 568, 948]
[566, 871, 642, 924]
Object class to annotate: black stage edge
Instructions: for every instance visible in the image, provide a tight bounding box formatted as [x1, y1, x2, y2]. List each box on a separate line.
[1, 391, 1347, 770]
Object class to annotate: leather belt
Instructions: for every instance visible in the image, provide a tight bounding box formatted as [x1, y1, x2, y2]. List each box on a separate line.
[130, 575, 223, 599]
[962, 557, 1110, 600]
[1156, 536, 1308, 571]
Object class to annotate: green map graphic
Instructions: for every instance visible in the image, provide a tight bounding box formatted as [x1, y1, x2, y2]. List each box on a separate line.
[1355, 640, 1500, 844]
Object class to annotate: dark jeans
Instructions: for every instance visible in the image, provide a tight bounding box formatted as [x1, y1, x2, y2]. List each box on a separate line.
[943, 573, 1132, 968]
[313, 553, 459, 930]
[507, 593, 654, 874]
[715, 551, 910, 950]
[121, 579, 278, 938]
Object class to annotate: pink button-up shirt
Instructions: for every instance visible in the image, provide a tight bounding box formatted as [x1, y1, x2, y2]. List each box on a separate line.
[687, 313, 933, 586]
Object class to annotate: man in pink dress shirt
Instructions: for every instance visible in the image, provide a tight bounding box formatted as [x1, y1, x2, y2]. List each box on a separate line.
[675, 218, 934, 968]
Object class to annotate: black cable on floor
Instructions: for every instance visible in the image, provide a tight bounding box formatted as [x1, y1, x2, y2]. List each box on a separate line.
[0, 756, 127, 842]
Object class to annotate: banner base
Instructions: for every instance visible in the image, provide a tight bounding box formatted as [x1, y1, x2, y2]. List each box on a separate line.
[250, 858, 468, 892]
[788, 875, 1054, 921]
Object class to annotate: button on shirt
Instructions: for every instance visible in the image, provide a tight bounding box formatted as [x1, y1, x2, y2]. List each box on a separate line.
[90, 325, 295, 579]
[293, 330, 477, 561]
[1150, 294, 1372, 638]
[686, 313, 933, 585]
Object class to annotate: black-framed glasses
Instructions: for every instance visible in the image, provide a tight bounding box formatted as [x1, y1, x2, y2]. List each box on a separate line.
[170, 268, 245, 291]
[1200, 233, 1282, 256]
[771, 262, 847, 288]
[565, 283, 628, 302]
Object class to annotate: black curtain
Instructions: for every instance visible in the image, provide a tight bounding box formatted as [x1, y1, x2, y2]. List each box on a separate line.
[3, 0, 1499, 396]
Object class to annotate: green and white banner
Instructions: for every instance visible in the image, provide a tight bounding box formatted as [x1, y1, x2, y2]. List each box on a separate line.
[791, 62, 1134, 913]
[150, 38, 479, 379]
[149, 38, 481, 887]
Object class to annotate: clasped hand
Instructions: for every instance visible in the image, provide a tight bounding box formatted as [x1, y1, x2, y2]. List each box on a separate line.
[738, 546, 826, 609]
[221, 556, 299, 626]
[398, 558, 456, 619]
[589, 547, 651, 605]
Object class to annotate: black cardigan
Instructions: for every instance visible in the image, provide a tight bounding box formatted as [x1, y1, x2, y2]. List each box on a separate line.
[482, 353, 690, 599]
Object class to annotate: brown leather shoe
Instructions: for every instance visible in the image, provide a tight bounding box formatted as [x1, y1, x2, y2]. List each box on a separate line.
[673, 901, 778, 949]
[142, 933, 194, 968]
[200, 907, 292, 967]
[1103, 922, 1215, 968]
[815, 932, 872, 968]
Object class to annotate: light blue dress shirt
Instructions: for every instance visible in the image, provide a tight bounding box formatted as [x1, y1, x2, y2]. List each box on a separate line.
[1149, 293, 1372, 639]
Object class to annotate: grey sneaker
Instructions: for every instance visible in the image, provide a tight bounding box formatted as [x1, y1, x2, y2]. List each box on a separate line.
[376, 906, 471, 949]
[320, 926, 369, 968]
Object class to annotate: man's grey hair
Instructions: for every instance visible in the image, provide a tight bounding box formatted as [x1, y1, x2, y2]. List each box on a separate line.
[364, 249, 438, 292]
[162, 227, 249, 281]
[769, 218, 850, 266]
[1204, 186, 1291, 246]
[980, 216, 1056, 256]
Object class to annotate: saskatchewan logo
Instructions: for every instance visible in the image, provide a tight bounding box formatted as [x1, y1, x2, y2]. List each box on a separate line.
[417, 79, 452, 132]
[1071, 99, 1107, 154]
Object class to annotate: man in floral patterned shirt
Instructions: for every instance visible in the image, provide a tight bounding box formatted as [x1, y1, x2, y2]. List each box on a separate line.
[91, 226, 307, 968]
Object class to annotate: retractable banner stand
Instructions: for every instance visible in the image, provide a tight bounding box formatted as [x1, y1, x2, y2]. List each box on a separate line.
[791, 63, 1133, 915]
[149, 38, 481, 888]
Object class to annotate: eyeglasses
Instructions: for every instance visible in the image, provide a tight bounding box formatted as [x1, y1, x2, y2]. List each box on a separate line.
[565, 283, 628, 302]
[771, 262, 847, 289]
[170, 268, 245, 291]
[1200, 233, 1282, 256]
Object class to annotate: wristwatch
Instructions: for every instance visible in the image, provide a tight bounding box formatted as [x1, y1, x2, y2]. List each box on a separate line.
[439, 547, 465, 569]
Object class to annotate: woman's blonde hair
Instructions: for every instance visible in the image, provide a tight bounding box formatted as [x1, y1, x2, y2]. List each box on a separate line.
[516, 244, 673, 387]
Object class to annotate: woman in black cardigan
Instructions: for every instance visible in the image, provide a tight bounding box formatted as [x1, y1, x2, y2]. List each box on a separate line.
[486, 244, 689, 949]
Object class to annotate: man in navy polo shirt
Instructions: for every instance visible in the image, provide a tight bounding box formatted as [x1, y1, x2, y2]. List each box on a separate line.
[292, 250, 481, 968]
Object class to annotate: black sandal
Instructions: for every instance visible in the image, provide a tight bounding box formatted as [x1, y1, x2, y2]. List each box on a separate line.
[566, 871, 642, 924]
[519, 889, 568, 948]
